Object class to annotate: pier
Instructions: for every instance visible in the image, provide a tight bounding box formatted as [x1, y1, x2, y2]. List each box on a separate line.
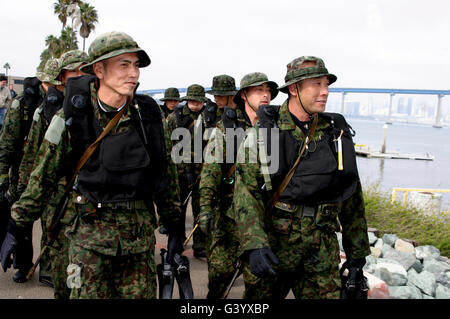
[354, 144, 434, 161]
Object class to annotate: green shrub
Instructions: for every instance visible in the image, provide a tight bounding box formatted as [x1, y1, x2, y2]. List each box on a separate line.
[362, 184, 450, 257]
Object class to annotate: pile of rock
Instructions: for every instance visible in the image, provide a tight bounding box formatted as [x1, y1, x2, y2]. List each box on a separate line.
[337, 229, 450, 299]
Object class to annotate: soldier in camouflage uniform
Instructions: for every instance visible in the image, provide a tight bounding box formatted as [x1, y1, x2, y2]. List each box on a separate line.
[203, 75, 237, 128]
[0, 59, 59, 283]
[233, 56, 370, 299]
[16, 50, 88, 297]
[0, 74, 12, 131]
[166, 84, 208, 258]
[159, 87, 180, 119]
[199, 72, 278, 298]
[1, 31, 184, 299]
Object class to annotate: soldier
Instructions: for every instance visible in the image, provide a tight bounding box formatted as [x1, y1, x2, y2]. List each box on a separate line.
[0, 74, 12, 131]
[1, 31, 184, 299]
[15, 50, 88, 297]
[0, 60, 57, 283]
[159, 87, 180, 119]
[166, 84, 208, 258]
[203, 74, 237, 129]
[233, 56, 370, 299]
[199, 72, 278, 298]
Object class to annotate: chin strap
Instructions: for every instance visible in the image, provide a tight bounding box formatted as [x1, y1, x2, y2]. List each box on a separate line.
[295, 83, 313, 121]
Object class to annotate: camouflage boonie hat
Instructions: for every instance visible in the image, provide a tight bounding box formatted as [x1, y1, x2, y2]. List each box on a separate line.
[206, 74, 237, 96]
[160, 87, 180, 101]
[60, 50, 89, 71]
[80, 31, 151, 75]
[181, 84, 208, 102]
[36, 58, 62, 85]
[233, 72, 278, 104]
[278, 56, 337, 93]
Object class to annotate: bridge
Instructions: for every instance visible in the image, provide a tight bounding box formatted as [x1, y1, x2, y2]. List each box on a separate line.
[138, 87, 450, 128]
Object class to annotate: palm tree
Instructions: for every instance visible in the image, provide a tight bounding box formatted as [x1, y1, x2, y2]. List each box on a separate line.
[53, 0, 70, 31]
[61, 26, 79, 51]
[45, 35, 61, 57]
[79, 2, 98, 51]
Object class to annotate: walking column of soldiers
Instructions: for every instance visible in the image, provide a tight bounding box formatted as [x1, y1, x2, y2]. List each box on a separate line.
[0, 30, 370, 299]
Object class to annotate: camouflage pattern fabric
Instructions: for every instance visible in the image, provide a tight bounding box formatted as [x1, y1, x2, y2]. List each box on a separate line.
[59, 50, 89, 71]
[0, 86, 46, 200]
[233, 99, 370, 299]
[233, 72, 278, 105]
[11, 81, 182, 298]
[278, 56, 337, 93]
[166, 103, 208, 252]
[160, 87, 180, 101]
[180, 84, 208, 102]
[36, 58, 62, 86]
[206, 75, 237, 96]
[80, 31, 151, 75]
[199, 108, 252, 298]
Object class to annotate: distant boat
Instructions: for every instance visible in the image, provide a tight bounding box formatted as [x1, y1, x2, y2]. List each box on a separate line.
[354, 144, 434, 161]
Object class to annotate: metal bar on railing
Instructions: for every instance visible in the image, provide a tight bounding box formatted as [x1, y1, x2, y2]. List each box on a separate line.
[391, 188, 450, 207]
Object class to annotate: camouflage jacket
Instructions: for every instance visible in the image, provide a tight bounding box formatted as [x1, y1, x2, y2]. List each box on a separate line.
[233, 99, 370, 260]
[16, 104, 49, 197]
[11, 82, 183, 256]
[0, 87, 45, 199]
[166, 104, 208, 180]
[0, 85, 12, 109]
[199, 107, 251, 221]
[159, 103, 174, 120]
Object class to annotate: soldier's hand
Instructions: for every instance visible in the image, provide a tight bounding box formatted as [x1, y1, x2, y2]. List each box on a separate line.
[256, 104, 280, 128]
[248, 246, 279, 277]
[167, 233, 184, 267]
[0, 219, 33, 272]
[340, 258, 369, 299]
[199, 210, 214, 235]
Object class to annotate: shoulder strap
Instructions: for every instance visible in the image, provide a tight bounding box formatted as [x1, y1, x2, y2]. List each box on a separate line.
[265, 113, 319, 215]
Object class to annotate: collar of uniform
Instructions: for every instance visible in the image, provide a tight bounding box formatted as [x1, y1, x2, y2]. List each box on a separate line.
[183, 103, 201, 119]
[277, 99, 297, 131]
[90, 82, 131, 122]
[237, 107, 252, 128]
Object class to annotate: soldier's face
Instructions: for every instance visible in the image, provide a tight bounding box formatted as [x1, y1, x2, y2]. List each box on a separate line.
[60, 67, 85, 85]
[94, 52, 140, 97]
[295, 76, 329, 113]
[187, 100, 203, 112]
[241, 83, 271, 111]
[165, 100, 179, 110]
[0, 80, 6, 87]
[214, 95, 230, 108]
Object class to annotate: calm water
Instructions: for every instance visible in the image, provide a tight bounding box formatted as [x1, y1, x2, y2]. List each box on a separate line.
[347, 118, 450, 210]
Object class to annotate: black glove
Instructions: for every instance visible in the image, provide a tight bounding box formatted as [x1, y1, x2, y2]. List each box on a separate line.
[340, 258, 369, 299]
[0, 220, 32, 272]
[248, 246, 279, 277]
[167, 233, 184, 267]
[184, 169, 195, 188]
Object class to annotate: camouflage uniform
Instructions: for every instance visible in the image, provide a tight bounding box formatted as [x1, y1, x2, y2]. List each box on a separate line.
[166, 84, 208, 257]
[10, 32, 183, 299]
[0, 79, 12, 130]
[16, 50, 88, 298]
[233, 58, 370, 299]
[199, 73, 278, 299]
[205, 74, 237, 127]
[159, 87, 180, 119]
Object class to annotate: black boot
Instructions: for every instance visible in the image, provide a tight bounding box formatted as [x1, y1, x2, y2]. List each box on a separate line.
[13, 268, 30, 283]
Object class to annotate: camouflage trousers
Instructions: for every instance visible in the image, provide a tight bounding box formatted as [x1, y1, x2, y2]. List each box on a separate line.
[47, 230, 71, 299]
[67, 243, 157, 299]
[243, 205, 342, 299]
[205, 215, 241, 299]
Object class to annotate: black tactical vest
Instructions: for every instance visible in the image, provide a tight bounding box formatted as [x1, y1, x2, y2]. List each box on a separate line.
[203, 100, 218, 128]
[19, 77, 44, 142]
[265, 112, 359, 206]
[42, 86, 64, 124]
[63, 75, 168, 203]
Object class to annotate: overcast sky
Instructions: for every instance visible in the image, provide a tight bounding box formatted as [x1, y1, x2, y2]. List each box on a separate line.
[2, 0, 450, 101]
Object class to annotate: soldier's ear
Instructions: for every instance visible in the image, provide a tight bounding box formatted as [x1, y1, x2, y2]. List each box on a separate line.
[93, 62, 104, 79]
[240, 90, 247, 102]
[288, 83, 298, 96]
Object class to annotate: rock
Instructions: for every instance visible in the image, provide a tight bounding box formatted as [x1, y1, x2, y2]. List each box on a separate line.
[408, 269, 437, 297]
[410, 259, 424, 274]
[365, 271, 390, 299]
[422, 293, 435, 299]
[364, 255, 377, 274]
[368, 227, 380, 237]
[374, 238, 384, 249]
[415, 245, 441, 260]
[423, 258, 450, 279]
[435, 284, 450, 299]
[401, 238, 420, 247]
[436, 271, 450, 289]
[382, 247, 417, 271]
[382, 234, 398, 247]
[374, 261, 408, 286]
[370, 247, 382, 258]
[437, 255, 450, 265]
[388, 286, 423, 299]
[395, 239, 416, 255]
[368, 232, 378, 245]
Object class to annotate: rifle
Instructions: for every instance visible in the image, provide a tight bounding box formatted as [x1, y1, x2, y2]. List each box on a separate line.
[26, 106, 127, 280]
[221, 259, 243, 299]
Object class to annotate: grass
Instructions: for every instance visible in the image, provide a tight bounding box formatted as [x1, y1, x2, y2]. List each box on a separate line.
[362, 183, 450, 257]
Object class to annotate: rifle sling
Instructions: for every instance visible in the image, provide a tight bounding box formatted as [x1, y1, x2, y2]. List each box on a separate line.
[265, 113, 319, 215]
